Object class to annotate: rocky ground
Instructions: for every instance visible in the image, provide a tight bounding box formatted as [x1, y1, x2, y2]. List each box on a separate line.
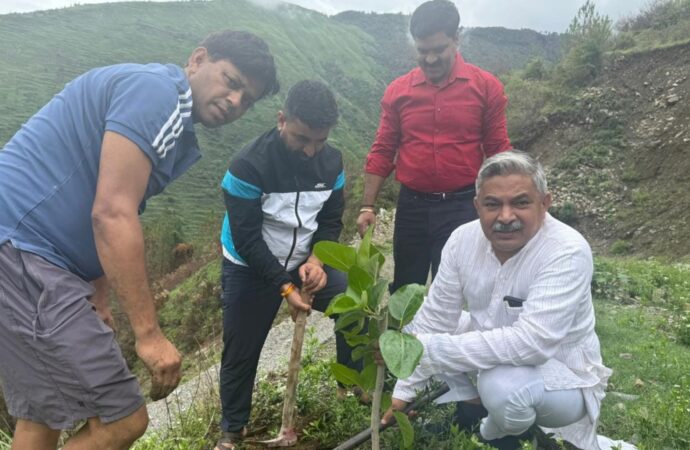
[530, 42, 690, 258]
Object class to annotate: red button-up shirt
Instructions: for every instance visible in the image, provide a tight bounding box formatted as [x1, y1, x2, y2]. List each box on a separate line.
[365, 53, 511, 193]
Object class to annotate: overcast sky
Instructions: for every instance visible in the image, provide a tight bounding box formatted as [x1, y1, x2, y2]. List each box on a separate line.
[0, 0, 651, 32]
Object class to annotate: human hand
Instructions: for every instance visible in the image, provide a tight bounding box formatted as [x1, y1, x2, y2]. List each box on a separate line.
[135, 331, 182, 400]
[381, 398, 411, 426]
[299, 262, 327, 294]
[356, 211, 377, 238]
[284, 286, 312, 322]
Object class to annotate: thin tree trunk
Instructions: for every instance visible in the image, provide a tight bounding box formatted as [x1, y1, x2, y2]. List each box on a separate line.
[370, 315, 388, 450]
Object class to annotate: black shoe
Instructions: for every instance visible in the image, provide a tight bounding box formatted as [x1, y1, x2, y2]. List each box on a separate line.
[452, 401, 488, 433]
[480, 428, 534, 450]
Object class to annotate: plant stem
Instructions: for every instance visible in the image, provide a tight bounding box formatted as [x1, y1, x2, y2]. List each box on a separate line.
[371, 314, 388, 450]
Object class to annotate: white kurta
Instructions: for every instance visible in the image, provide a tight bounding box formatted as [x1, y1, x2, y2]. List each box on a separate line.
[393, 214, 612, 449]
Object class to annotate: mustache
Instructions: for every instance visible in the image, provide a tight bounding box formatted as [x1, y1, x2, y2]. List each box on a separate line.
[492, 220, 523, 233]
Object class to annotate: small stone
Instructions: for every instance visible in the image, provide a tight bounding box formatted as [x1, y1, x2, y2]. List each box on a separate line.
[667, 94, 680, 105]
[634, 378, 645, 388]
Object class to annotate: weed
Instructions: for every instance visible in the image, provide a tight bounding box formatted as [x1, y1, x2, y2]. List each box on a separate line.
[621, 167, 641, 183]
[611, 240, 633, 255]
[631, 189, 650, 206]
[549, 202, 578, 225]
[0, 429, 10, 450]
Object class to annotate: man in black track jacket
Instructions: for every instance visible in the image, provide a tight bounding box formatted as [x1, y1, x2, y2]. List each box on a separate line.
[216, 80, 358, 447]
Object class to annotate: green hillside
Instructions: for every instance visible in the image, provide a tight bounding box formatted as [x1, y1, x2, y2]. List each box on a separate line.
[333, 11, 562, 77]
[0, 0, 387, 232]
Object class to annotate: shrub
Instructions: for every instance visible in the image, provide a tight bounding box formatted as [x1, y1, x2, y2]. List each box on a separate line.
[521, 57, 547, 80]
[550, 202, 578, 225]
[611, 240, 633, 255]
[556, 0, 613, 88]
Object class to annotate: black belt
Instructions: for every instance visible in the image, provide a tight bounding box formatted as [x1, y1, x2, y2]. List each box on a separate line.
[401, 184, 476, 202]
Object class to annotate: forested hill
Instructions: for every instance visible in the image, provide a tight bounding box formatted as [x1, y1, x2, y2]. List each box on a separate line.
[333, 10, 562, 78]
[0, 0, 560, 234]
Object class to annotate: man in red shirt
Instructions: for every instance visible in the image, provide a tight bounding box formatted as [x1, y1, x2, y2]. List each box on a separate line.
[357, 0, 512, 293]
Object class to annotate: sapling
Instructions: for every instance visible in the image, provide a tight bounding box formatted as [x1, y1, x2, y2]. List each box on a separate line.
[313, 227, 425, 450]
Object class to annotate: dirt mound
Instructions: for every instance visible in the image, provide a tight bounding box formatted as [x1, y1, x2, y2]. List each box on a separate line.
[530, 42, 690, 258]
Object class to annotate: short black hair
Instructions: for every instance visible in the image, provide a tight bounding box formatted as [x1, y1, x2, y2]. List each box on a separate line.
[410, 0, 460, 39]
[200, 30, 280, 100]
[284, 80, 339, 130]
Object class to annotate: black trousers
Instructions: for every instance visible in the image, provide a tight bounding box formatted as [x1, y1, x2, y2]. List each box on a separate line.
[390, 185, 478, 293]
[219, 259, 359, 432]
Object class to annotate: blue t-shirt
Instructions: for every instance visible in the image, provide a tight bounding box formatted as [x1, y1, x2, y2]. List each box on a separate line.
[0, 63, 201, 280]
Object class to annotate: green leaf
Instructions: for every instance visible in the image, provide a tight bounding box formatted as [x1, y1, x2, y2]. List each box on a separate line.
[379, 330, 424, 379]
[359, 290, 369, 308]
[360, 362, 377, 391]
[313, 241, 356, 272]
[363, 249, 386, 279]
[367, 279, 388, 311]
[393, 412, 414, 449]
[348, 265, 374, 295]
[357, 225, 373, 267]
[334, 310, 366, 331]
[345, 285, 362, 305]
[344, 334, 371, 346]
[370, 245, 386, 266]
[330, 363, 362, 388]
[367, 319, 382, 341]
[351, 345, 368, 362]
[324, 295, 360, 316]
[380, 392, 392, 412]
[389, 284, 426, 326]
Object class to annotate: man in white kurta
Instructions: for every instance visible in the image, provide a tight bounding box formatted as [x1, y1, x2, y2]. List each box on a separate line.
[385, 151, 611, 449]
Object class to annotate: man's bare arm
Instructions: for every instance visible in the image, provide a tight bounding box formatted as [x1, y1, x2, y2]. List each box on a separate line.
[356, 173, 387, 237]
[92, 131, 181, 400]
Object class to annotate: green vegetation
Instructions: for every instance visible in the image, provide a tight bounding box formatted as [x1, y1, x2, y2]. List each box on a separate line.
[614, 0, 690, 52]
[595, 258, 690, 449]
[555, 0, 613, 87]
[314, 228, 425, 449]
[0, 430, 9, 450]
[3, 0, 690, 447]
[128, 257, 690, 449]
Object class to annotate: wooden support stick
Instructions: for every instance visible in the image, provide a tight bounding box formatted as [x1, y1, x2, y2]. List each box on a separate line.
[262, 290, 310, 447]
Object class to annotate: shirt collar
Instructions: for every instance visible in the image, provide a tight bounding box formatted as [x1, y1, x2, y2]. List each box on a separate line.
[411, 52, 470, 87]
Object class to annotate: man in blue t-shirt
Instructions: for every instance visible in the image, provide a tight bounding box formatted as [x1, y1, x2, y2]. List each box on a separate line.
[0, 30, 278, 449]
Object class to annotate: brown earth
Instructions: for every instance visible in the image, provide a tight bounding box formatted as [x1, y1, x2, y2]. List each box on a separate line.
[529, 42, 690, 259]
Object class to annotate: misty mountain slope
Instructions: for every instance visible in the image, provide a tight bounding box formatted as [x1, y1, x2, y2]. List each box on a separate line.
[0, 0, 387, 230]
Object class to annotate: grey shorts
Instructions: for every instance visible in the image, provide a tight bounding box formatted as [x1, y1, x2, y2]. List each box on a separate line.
[0, 242, 144, 430]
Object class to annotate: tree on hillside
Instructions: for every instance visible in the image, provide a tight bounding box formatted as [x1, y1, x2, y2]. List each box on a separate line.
[556, 0, 613, 87]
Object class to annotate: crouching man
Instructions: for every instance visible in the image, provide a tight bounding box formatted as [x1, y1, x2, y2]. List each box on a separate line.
[383, 151, 611, 450]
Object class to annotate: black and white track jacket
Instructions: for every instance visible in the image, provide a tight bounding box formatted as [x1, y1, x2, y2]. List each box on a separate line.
[220, 127, 345, 289]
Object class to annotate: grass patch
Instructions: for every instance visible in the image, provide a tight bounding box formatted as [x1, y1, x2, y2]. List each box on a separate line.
[132, 257, 690, 449]
[594, 256, 690, 448]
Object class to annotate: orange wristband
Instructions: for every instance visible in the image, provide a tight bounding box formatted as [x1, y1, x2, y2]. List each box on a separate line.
[281, 283, 296, 298]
